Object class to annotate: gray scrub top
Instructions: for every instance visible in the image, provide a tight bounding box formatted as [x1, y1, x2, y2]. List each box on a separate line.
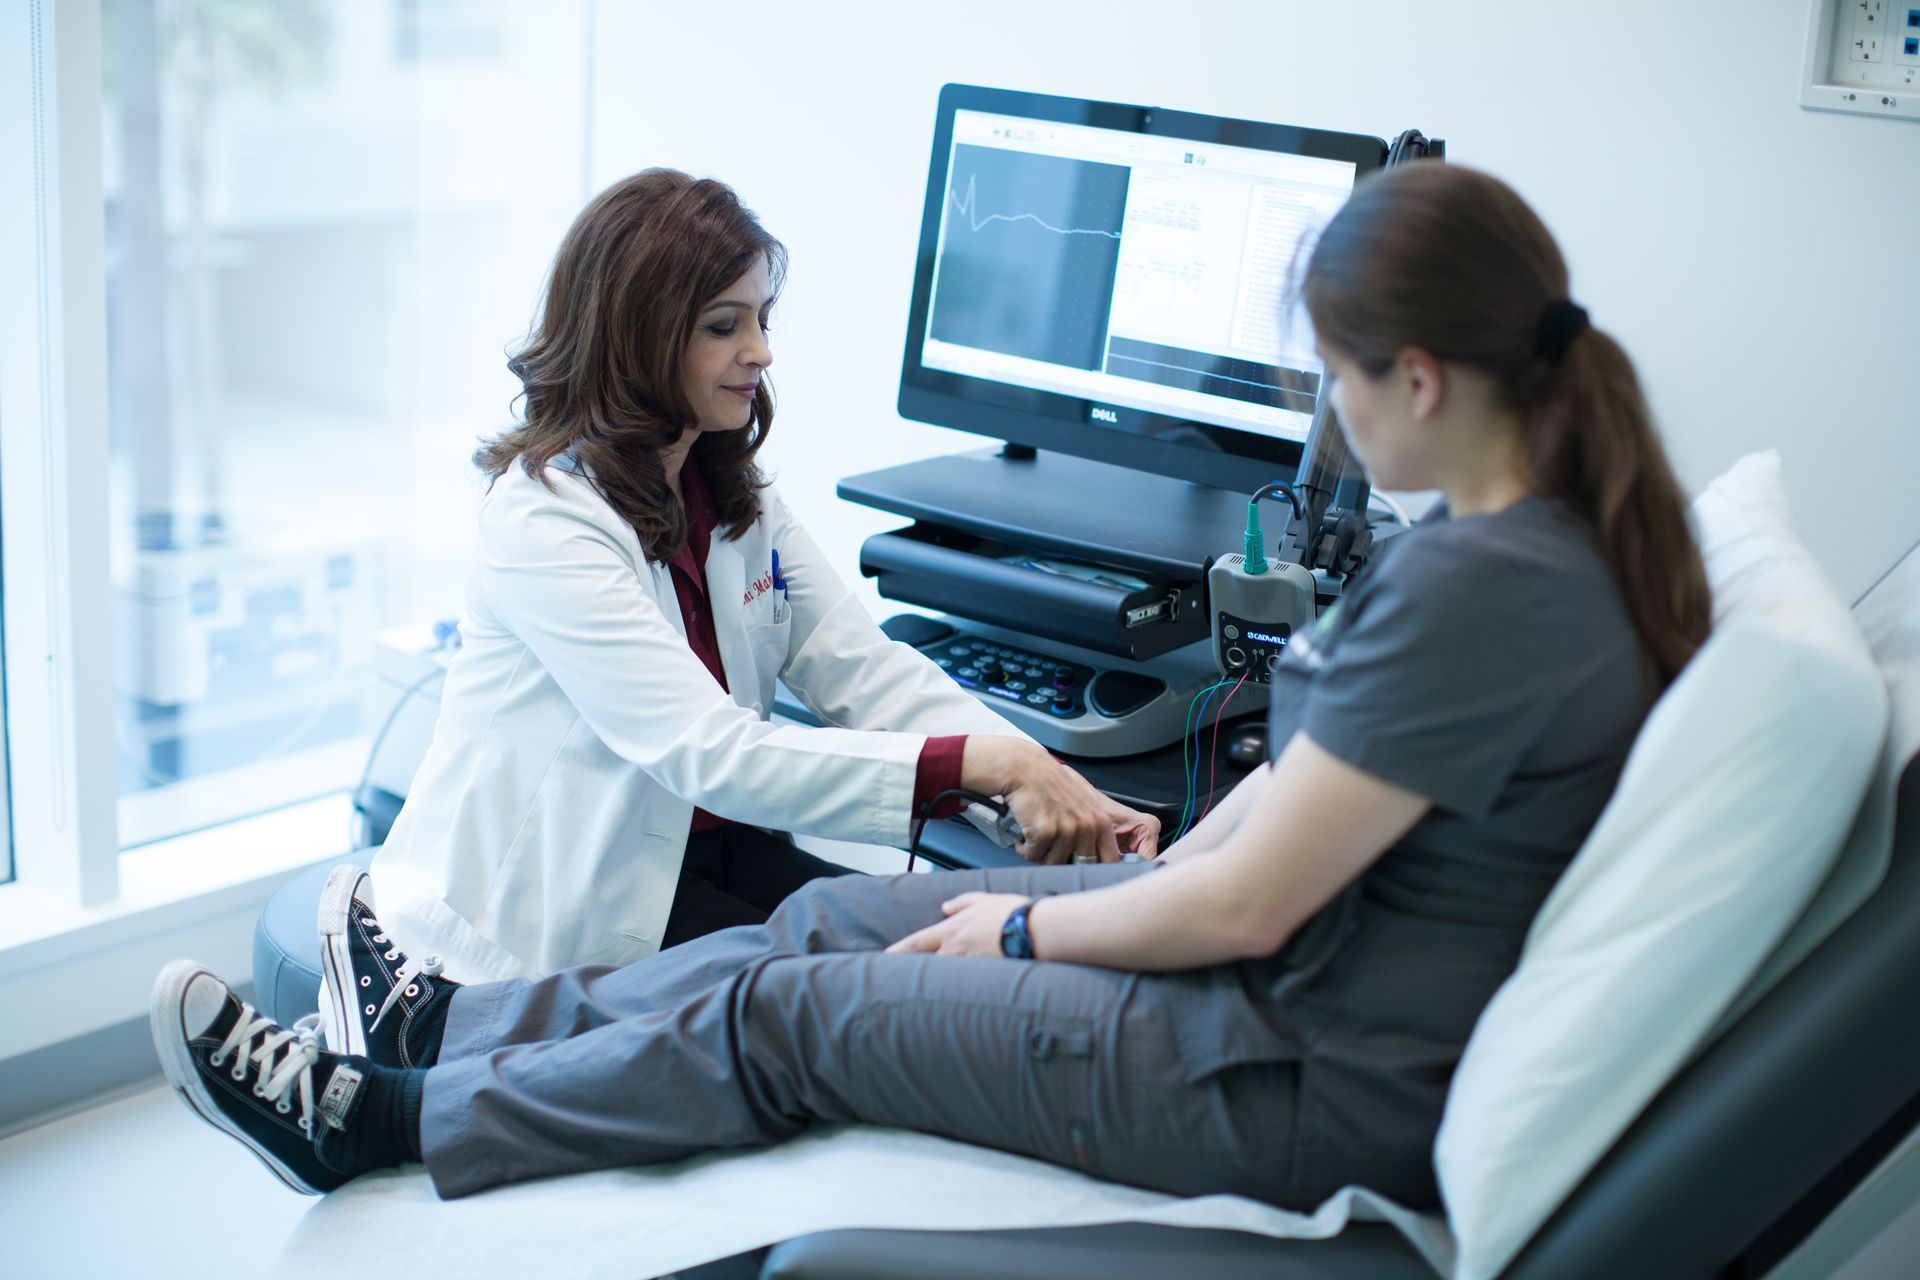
[1163, 495, 1652, 1206]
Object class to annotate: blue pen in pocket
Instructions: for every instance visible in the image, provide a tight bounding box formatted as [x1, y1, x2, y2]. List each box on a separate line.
[770, 548, 789, 623]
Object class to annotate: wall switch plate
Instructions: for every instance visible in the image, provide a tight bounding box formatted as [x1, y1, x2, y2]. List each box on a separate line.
[1804, 0, 1920, 119]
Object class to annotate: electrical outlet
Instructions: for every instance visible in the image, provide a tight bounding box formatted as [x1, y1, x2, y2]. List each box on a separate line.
[1855, 0, 1889, 59]
[1807, 0, 1920, 118]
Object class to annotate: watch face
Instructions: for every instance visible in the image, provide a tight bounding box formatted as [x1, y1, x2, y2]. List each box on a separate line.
[1001, 904, 1034, 959]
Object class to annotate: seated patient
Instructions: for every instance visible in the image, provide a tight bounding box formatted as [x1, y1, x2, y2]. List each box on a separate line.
[150, 164, 1710, 1211]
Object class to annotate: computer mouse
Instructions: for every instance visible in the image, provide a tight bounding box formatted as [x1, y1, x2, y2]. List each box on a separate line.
[1225, 722, 1268, 768]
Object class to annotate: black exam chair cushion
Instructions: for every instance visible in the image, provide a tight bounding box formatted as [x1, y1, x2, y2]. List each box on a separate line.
[762, 1222, 1433, 1280]
[1496, 754, 1920, 1278]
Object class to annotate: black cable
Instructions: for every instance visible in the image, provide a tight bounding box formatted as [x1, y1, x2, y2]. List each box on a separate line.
[908, 787, 1013, 873]
[1387, 129, 1427, 167]
[1250, 480, 1303, 521]
[349, 664, 449, 850]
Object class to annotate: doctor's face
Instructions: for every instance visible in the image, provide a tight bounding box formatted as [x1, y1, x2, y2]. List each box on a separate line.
[680, 255, 776, 434]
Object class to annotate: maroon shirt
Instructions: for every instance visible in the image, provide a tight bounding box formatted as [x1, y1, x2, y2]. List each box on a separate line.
[667, 460, 966, 834]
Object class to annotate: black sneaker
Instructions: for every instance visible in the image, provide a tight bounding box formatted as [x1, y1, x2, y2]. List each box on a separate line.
[318, 865, 457, 1068]
[150, 960, 369, 1195]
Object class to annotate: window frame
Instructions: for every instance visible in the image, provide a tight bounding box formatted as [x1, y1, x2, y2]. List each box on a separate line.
[0, 0, 595, 1080]
[0, 0, 123, 907]
[0, 6, 333, 1078]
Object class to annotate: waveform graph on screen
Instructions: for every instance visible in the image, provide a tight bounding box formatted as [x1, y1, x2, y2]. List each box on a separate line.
[928, 145, 1130, 372]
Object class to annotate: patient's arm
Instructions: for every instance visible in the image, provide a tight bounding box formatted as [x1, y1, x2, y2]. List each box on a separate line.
[888, 731, 1429, 970]
[1154, 763, 1272, 864]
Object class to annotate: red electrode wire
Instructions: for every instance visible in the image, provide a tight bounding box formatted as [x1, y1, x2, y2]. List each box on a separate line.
[1200, 669, 1250, 823]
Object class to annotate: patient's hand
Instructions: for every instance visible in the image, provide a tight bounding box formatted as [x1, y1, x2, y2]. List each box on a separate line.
[885, 891, 1028, 958]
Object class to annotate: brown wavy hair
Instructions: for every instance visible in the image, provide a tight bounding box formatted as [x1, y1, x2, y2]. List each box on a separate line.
[476, 169, 786, 561]
[1302, 164, 1710, 687]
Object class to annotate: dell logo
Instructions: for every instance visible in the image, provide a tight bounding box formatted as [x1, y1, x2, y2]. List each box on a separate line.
[1089, 406, 1119, 424]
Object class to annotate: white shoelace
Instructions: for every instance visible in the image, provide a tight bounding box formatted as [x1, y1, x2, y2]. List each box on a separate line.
[208, 1004, 327, 1132]
[362, 915, 445, 1035]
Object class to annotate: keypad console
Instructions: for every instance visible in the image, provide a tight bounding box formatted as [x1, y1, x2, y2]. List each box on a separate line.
[924, 637, 1097, 719]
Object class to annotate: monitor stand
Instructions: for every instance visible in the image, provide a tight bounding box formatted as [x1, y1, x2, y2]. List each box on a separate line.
[836, 448, 1266, 761]
[836, 446, 1259, 585]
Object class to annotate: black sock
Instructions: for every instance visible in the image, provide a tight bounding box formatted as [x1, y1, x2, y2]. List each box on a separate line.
[416, 986, 455, 1067]
[397, 1068, 426, 1162]
[316, 1062, 427, 1174]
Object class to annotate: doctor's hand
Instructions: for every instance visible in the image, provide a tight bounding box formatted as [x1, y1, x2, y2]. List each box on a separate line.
[962, 739, 1160, 864]
[885, 891, 1028, 958]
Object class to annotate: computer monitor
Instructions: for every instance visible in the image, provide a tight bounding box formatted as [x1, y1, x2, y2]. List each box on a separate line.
[898, 84, 1386, 492]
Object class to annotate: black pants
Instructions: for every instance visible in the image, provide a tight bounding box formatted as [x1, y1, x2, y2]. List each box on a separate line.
[658, 824, 853, 950]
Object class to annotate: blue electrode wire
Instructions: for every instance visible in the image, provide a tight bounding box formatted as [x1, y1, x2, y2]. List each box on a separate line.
[1176, 678, 1236, 841]
[1179, 683, 1230, 840]
[1175, 685, 1213, 839]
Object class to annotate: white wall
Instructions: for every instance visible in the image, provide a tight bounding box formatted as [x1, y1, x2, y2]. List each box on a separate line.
[589, 0, 1920, 607]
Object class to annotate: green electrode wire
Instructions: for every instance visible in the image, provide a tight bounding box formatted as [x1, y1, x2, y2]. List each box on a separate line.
[1175, 677, 1236, 841]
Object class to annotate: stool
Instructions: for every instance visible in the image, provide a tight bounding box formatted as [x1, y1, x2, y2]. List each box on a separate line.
[252, 860, 358, 1025]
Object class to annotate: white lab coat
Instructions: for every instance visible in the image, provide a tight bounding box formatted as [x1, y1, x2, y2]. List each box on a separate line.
[371, 459, 1029, 984]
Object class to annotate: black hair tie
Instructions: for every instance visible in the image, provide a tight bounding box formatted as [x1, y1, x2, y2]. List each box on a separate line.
[1536, 299, 1590, 364]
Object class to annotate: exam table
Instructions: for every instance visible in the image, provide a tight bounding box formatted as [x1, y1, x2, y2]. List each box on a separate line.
[254, 752, 1920, 1279]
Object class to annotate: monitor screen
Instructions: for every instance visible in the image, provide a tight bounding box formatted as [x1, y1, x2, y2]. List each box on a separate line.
[899, 85, 1386, 491]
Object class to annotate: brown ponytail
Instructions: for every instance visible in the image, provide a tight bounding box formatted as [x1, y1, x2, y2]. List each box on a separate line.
[1301, 164, 1710, 686]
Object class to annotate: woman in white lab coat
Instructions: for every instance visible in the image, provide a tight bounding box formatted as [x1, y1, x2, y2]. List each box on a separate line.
[370, 170, 1157, 985]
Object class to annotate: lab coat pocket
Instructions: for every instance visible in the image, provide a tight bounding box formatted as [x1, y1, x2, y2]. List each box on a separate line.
[746, 618, 793, 709]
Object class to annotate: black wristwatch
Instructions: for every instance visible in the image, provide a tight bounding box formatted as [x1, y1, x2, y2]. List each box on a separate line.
[1001, 897, 1041, 960]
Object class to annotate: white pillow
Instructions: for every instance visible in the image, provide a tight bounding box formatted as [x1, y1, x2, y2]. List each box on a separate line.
[1691, 451, 1872, 656]
[1433, 451, 1889, 1280]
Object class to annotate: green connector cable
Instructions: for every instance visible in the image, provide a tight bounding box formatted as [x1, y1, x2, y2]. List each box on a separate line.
[1242, 501, 1270, 575]
[1244, 481, 1305, 574]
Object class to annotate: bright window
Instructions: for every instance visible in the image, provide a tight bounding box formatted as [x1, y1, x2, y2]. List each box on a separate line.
[0, 540, 11, 885]
[99, 0, 591, 846]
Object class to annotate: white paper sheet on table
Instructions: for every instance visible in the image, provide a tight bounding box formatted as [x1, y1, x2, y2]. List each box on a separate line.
[277, 1124, 1454, 1280]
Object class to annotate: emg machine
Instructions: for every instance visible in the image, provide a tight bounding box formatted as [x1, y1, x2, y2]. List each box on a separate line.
[801, 84, 1440, 857]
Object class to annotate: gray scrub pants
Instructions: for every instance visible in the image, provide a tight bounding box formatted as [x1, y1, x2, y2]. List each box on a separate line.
[421, 863, 1305, 1204]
